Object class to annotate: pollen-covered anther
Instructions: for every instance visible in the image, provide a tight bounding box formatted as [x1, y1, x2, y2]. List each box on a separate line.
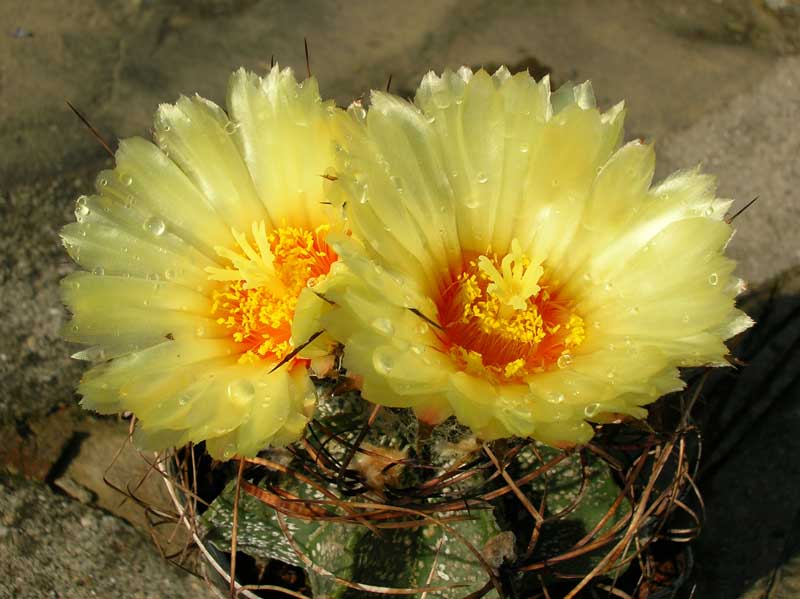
[208, 222, 337, 364]
[437, 240, 585, 381]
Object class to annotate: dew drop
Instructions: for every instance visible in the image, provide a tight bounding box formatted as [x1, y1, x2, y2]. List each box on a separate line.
[432, 91, 451, 109]
[98, 177, 108, 187]
[163, 124, 171, 132]
[224, 120, 240, 134]
[120, 173, 133, 186]
[477, 172, 488, 184]
[426, 114, 436, 124]
[414, 321, 429, 336]
[142, 299, 150, 306]
[551, 178, 559, 187]
[584, 403, 601, 417]
[708, 272, 719, 286]
[74, 203, 90, 221]
[178, 394, 190, 406]
[390, 175, 404, 193]
[557, 353, 573, 369]
[607, 370, 616, 380]
[519, 142, 530, 153]
[373, 347, 394, 374]
[547, 393, 565, 404]
[603, 281, 614, 292]
[464, 194, 481, 209]
[682, 314, 691, 324]
[629, 306, 640, 315]
[349, 103, 366, 120]
[359, 183, 369, 204]
[411, 344, 426, 356]
[371, 317, 394, 335]
[704, 206, 714, 217]
[195, 324, 206, 337]
[227, 379, 255, 404]
[582, 272, 592, 281]
[92, 266, 104, 276]
[143, 216, 166, 236]
[164, 269, 175, 280]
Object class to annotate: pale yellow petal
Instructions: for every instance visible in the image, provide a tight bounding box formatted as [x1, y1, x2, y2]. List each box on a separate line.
[227, 66, 340, 229]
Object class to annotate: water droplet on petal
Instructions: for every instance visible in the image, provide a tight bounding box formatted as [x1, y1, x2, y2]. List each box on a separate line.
[227, 379, 255, 404]
[708, 273, 719, 286]
[371, 317, 394, 335]
[92, 266, 104, 276]
[477, 172, 488, 184]
[519, 142, 530, 153]
[464, 194, 481, 209]
[120, 173, 133, 186]
[75, 204, 90, 221]
[373, 347, 394, 374]
[584, 403, 601, 417]
[195, 324, 206, 337]
[178, 394, 190, 406]
[144, 216, 166, 236]
[432, 91, 451, 109]
[548, 393, 565, 404]
[557, 353, 573, 369]
[390, 175, 404, 193]
[98, 177, 108, 187]
[224, 120, 240, 134]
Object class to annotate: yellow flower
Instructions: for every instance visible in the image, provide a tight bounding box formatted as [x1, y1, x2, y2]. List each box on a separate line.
[61, 66, 343, 459]
[318, 67, 752, 446]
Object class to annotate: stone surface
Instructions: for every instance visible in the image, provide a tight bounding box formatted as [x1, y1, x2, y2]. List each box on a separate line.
[659, 55, 800, 287]
[0, 475, 214, 599]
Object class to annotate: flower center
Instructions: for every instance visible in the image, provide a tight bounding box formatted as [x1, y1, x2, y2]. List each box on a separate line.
[207, 222, 337, 363]
[436, 240, 585, 381]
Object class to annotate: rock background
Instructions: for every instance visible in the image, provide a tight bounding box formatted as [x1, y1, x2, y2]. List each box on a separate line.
[1, 1, 798, 597]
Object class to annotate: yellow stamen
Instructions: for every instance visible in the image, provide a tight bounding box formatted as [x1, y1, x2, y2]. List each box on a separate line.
[437, 239, 585, 382]
[208, 223, 336, 363]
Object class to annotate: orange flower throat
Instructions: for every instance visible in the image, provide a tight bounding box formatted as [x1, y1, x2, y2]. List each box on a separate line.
[209, 224, 337, 363]
[436, 241, 585, 382]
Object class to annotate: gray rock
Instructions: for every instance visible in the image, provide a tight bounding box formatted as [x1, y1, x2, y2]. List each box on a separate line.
[0, 474, 215, 599]
[0, 175, 86, 427]
[659, 55, 800, 287]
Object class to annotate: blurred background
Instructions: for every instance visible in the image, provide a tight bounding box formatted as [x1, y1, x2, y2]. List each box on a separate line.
[1, 1, 799, 597]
